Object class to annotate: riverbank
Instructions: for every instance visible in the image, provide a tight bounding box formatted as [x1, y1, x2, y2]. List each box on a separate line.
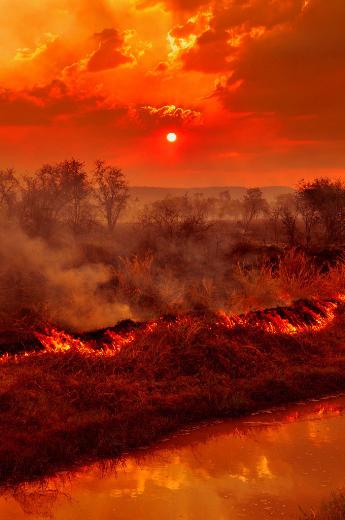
[1, 305, 345, 486]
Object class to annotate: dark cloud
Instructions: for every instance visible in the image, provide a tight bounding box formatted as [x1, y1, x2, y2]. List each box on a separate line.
[213, 0, 304, 31]
[86, 28, 133, 72]
[176, 1, 305, 75]
[216, 0, 345, 139]
[0, 82, 202, 138]
[181, 29, 232, 73]
[0, 80, 124, 126]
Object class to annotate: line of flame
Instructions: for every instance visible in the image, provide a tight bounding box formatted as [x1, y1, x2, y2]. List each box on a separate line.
[1, 295, 344, 364]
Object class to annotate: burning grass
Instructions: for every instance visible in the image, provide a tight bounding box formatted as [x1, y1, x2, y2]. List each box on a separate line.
[2, 299, 345, 486]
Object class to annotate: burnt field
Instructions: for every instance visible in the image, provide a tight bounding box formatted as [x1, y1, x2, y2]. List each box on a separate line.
[1, 298, 345, 487]
[1, 173, 345, 488]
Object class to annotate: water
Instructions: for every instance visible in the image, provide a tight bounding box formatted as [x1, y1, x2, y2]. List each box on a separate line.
[2, 395, 345, 520]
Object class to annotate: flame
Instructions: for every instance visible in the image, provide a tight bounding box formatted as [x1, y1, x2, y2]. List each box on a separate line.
[1, 296, 344, 363]
[219, 298, 339, 335]
[34, 327, 140, 356]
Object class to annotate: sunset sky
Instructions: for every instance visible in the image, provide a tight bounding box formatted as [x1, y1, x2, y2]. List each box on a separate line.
[1, 0, 345, 186]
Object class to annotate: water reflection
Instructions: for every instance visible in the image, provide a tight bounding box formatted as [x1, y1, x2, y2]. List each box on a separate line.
[2, 395, 345, 520]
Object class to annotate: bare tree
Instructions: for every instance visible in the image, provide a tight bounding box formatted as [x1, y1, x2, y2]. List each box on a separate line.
[58, 159, 90, 232]
[20, 159, 91, 235]
[92, 160, 129, 232]
[0, 168, 18, 216]
[140, 194, 211, 240]
[21, 164, 67, 235]
[242, 188, 269, 232]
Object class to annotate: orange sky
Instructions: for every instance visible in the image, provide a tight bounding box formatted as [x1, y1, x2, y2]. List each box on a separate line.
[1, 0, 345, 186]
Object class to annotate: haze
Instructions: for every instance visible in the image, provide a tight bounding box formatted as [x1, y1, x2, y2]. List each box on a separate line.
[1, 0, 345, 186]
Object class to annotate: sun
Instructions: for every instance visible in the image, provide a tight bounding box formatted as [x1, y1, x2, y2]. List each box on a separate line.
[166, 132, 177, 143]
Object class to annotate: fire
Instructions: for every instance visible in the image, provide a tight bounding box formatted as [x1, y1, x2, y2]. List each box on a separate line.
[35, 329, 86, 354]
[25, 320, 160, 359]
[1, 296, 343, 363]
[220, 299, 339, 335]
[34, 327, 140, 356]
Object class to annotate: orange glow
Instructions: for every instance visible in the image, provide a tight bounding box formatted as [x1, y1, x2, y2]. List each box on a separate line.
[0, 1, 344, 185]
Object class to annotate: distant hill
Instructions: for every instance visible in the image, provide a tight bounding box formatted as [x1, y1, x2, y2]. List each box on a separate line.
[129, 186, 294, 204]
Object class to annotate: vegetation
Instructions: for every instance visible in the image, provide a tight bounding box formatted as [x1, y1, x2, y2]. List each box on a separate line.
[92, 160, 129, 233]
[300, 491, 345, 519]
[1, 160, 345, 487]
[1, 160, 345, 334]
[2, 304, 345, 486]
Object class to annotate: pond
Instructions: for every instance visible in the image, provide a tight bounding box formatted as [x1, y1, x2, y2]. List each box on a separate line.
[2, 395, 345, 519]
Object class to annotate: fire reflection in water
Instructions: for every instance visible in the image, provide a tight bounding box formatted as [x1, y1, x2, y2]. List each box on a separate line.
[2, 396, 345, 520]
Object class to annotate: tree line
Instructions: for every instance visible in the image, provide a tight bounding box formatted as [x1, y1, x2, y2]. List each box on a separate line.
[0, 159, 129, 236]
[137, 179, 345, 247]
[1, 159, 344, 247]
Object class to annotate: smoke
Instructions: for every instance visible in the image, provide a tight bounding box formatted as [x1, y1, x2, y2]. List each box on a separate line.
[0, 220, 130, 332]
[1, 209, 343, 336]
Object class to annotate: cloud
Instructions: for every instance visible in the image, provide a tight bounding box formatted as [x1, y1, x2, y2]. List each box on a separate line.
[86, 28, 134, 72]
[172, 1, 305, 74]
[180, 28, 234, 73]
[136, 0, 209, 12]
[212, 0, 304, 31]
[166, 9, 212, 65]
[61, 27, 151, 77]
[0, 80, 124, 126]
[14, 33, 58, 62]
[215, 0, 345, 138]
[1, 0, 345, 184]
[138, 104, 203, 128]
[0, 80, 202, 138]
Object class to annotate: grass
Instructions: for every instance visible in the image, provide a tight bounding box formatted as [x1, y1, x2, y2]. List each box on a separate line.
[1, 306, 345, 487]
[300, 491, 345, 519]
[113, 249, 345, 319]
